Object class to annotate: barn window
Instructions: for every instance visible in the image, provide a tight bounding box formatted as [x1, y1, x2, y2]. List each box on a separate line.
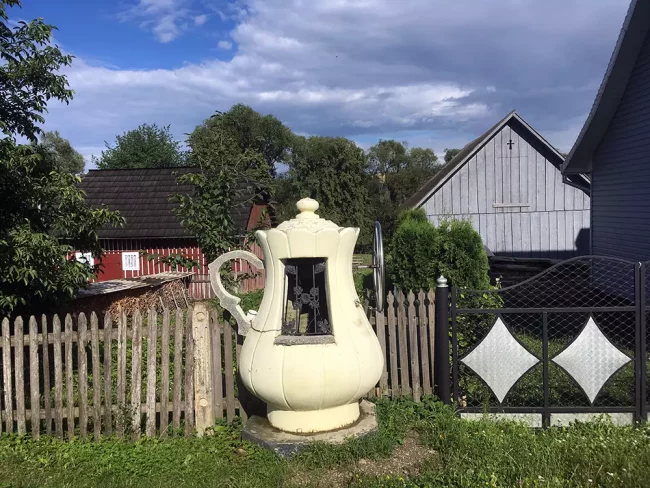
[278, 258, 332, 339]
[122, 252, 140, 271]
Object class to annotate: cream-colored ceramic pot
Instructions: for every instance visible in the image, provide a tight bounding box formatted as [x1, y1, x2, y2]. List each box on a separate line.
[210, 198, 384, 433]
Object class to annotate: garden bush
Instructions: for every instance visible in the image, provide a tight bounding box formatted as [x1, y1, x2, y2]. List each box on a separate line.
[390, 213, 490, 291]
[389, 209, 438, 291]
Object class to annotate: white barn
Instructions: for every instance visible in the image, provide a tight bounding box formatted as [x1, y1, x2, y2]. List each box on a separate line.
[406, 111, 591, 259]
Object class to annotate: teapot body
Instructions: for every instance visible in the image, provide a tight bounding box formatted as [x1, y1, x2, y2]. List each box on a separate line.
[241, 226, 383, 432]
[211, 199, 384, 433]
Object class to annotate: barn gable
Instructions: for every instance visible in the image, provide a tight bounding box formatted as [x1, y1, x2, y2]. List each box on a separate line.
[407, 112, 591, 258]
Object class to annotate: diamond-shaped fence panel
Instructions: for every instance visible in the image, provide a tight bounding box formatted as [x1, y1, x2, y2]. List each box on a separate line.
[451, 256, 641, 422]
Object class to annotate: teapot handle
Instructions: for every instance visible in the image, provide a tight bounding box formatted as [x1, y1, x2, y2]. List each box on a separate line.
[208, 250, 264, 336]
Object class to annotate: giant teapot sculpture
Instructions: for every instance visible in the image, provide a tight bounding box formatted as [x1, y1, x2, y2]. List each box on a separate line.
[210, 198, 384, 433]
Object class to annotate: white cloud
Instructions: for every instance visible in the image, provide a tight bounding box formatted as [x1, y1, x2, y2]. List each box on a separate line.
[120, 0, 209, 43]
[194, 14, 208, 26]
[151, 14, 181, 43]
[42, 0, 630, 160]
[217, 39, 233, 50]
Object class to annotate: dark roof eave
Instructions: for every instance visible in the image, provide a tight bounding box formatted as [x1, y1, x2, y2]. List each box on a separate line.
[562, 0, 650, 174]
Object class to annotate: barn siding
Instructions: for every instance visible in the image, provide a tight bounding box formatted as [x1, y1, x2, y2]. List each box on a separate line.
[422, 121, 591, 257]
[592, 30, 650, 261]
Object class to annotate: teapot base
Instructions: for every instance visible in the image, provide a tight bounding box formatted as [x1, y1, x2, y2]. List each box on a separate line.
[267, 402, 360, 433]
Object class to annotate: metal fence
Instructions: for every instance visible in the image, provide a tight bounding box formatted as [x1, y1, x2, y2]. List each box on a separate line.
[442, 256, 645, 427]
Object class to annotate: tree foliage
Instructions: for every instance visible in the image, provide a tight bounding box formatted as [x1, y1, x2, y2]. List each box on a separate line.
[216, 104, 293, 174]
[94, 123, 186, 170]
[0, 1, 124, 315]
[366, 140, 441, 243]
[35, 130, 85, 174]
[287, 135, 372, 244]
[0, 1, 73, 142]
[176, 112, 273, 263]
[390, 212, 490, 291]
[390, 209, 439, 291]
[444, 148, 461, 164]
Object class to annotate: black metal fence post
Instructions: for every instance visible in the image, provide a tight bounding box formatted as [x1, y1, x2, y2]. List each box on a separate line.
[435, 276, 450, 404]
[638, 263, 647, 421]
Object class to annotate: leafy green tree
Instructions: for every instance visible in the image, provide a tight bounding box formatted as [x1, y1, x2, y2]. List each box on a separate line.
[0, 0, 124, 315]
[367, 139, 410, 175]
[444, 148, 461, 164]
[176, 115, 272, 263]
[94, 123, 186, 169]
[390, 212, 490, 291]
[365, 140, 441, 242]
[218, 104, 293, 174]
[288, 136, 372, 244]
[409, 147, 438, 170]
[35, 130, 85, 174]
[389, 208, 438, 291]
[0, 1, 73, 142]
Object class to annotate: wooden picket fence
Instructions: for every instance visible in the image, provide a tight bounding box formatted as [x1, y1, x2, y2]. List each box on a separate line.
[366, 289, 436, 402]
[0, 305, 249, 440]
[0, 288, 435, 441]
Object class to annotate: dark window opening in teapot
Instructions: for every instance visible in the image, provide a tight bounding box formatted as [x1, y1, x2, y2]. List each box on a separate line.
[281, 258, 331, 336]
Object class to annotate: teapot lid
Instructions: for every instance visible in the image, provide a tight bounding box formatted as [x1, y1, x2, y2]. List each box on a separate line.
[276, 198, 341, 232]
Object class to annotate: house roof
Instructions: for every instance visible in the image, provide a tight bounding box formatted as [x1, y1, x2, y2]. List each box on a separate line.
[80, 167, 260, 239]
[562, 0, 650, 174]
[405, 111, 571, 208]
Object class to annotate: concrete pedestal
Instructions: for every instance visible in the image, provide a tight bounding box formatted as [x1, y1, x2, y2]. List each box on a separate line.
[241, 400, 378, 457]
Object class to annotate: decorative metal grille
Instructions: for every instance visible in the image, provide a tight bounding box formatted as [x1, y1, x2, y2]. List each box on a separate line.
[450, 256, 642, 426]
[281, 258, 331, 336]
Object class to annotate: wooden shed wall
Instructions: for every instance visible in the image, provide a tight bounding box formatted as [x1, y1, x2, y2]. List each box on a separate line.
[422, 122, 590, 258]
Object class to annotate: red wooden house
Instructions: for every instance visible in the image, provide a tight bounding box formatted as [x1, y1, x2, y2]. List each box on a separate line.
[80, 167, 269, 298]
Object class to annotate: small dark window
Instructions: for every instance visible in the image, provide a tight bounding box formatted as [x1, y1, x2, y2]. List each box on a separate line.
[281, 258, 331, 336]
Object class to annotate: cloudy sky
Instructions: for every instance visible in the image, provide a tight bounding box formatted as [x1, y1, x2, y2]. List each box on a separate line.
[13, 0, 630, 168]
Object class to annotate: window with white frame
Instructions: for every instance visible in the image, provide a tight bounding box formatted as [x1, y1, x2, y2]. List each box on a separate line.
[74, 252, 94, 267]
[122, 252, 140, 271]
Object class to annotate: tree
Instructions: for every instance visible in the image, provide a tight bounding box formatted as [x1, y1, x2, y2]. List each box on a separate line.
[218, 104, 293, 174]
[367, 139, 410, 175]
[288, 136, 372, 244]
[444, 148, 461, 164]
[35, 130, 85, 174]
[0, 1, 73, 142]
[0, 1, 124, 315]
[365, 140, 441, 242]
[94, 123, 186, 169]
[177, 115, 273, 263]
[409, 147, 438, 170]
[390, 211, 490, 291]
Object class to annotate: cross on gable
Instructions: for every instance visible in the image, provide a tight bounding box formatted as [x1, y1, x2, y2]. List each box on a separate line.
[506, 139, 514, 150]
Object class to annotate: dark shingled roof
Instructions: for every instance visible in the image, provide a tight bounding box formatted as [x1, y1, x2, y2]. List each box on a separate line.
[80, 167, 259, 239]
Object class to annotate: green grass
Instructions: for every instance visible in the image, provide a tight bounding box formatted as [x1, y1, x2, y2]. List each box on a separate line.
[2, 398, 650, 487]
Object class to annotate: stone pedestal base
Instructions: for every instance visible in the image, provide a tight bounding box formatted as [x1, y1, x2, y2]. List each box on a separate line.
[242, 400, 378, 457]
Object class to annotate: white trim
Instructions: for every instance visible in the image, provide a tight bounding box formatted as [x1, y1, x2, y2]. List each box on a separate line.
[493, 203, 530, 208]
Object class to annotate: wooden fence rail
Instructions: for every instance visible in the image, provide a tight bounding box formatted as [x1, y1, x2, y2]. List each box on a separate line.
[0, 288, 435, 440]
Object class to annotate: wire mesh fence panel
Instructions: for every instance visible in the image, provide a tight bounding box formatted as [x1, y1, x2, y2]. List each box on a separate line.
[452, 256, 642, 427]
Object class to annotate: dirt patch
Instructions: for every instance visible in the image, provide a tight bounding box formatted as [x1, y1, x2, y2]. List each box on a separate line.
[289, 433, 436, 487]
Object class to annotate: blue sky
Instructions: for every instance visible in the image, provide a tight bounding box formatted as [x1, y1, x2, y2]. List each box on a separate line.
[9, 0, 630, 168]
